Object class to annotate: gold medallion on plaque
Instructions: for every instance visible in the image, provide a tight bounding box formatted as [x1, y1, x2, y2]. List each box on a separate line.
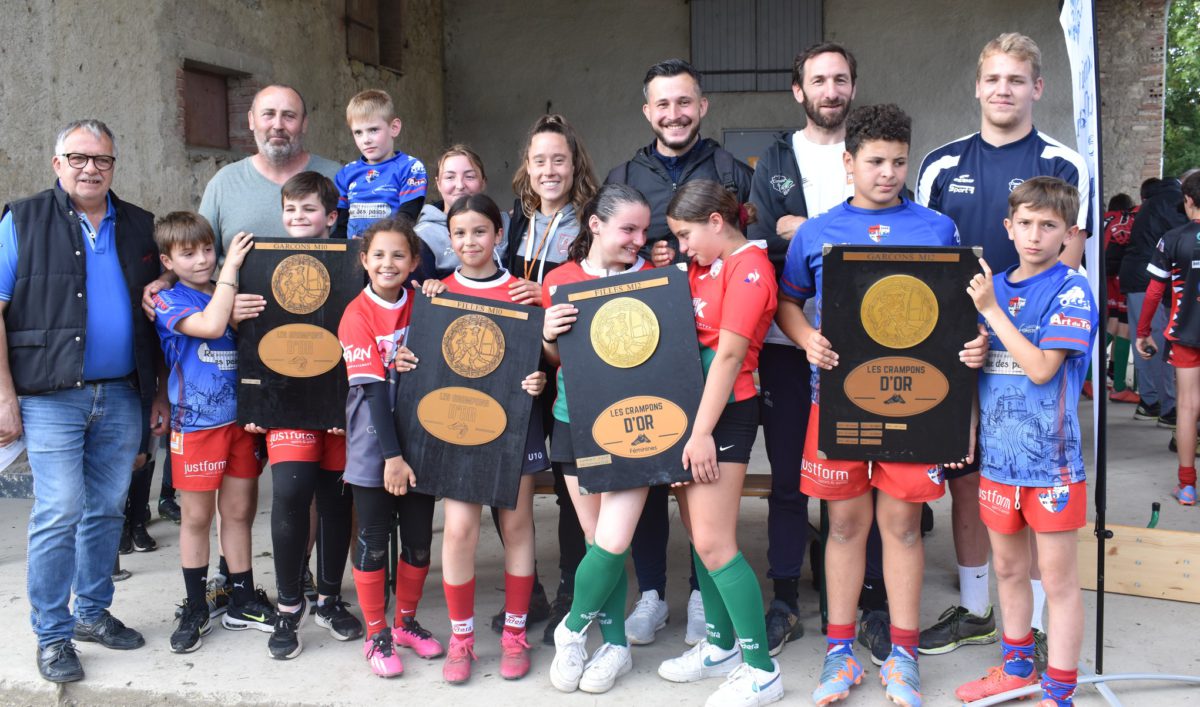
[271, 254, 331, 315]
[442, 314, 505, 378]
[860, 275, 938, 349]
[590, 297, 660, 369]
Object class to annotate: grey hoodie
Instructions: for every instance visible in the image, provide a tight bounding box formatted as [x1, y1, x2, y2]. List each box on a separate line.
[415, 202, 511, 278]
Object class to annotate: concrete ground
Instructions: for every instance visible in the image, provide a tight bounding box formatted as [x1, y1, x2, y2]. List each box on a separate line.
[1, 398, 1198, 706]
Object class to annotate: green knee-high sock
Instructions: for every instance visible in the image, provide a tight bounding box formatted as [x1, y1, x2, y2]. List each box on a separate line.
[692, 546, 735, 650]
[1112, 336, 1131, 392]
[709, 552, 773, 671]
[565, 544, 628, 633]
[597, 564, 629, 646]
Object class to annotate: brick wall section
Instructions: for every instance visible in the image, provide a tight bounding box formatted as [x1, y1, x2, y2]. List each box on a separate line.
[1097, 0, 1167, 200]
[227, 76, 261, 155]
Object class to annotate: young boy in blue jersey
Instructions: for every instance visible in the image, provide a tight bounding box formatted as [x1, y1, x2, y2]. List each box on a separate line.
[336, 89, 428, 238]
[955, 177, 1097, 706]
[153, 214, 274, 654]
[777, 103, 985, 707]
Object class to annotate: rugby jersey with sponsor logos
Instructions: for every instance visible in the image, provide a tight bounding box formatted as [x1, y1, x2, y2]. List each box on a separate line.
[336, 151, 427, 238]
[152, 283, 238, 432]
[688, 241, 777, 402]
[1147, 221, 1200, 346]
[916, 129, 1090, 275]
[979, 261, 1097, 486]
[779, 197, 960, 404]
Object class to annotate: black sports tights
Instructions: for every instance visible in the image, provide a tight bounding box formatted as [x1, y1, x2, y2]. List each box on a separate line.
[350, 485, 435, 573]
[271, 462, 354, 605]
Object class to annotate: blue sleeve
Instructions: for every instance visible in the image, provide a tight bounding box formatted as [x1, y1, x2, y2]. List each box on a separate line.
[1041, 276, 1097, 355]
[153, 288, 202, 335]
[335, 165, 351, 209]
[0, 213, 18, 301]
[395, 158, 427, 205]
[779, 224, 815, 301]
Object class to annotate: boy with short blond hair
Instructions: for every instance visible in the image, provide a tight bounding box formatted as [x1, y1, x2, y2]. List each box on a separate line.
[956, 177, 1097, 707]
[337, 89, 427, 237]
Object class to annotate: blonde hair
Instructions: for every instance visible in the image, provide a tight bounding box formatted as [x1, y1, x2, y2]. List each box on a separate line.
[437, 144, 487, 184]
[511, 114, 599, 217]
[155, 211, 215, 255]
[346, 89, 395, 126]
[977, 32, 1042, 81]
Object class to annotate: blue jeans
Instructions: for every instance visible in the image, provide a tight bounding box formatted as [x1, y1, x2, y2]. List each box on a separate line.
[1126, 291, 1175, 410]
[23, 380, 140, 646]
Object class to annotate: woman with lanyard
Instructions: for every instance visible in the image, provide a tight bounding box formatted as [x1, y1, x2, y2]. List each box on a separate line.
[502, 113, 601, 643]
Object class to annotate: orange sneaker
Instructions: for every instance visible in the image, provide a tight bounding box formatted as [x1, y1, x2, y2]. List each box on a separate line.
[955, 665, 1038, 702]
[1109, 389, 1140, 404]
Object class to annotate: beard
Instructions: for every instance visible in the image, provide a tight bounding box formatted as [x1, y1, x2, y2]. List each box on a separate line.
[803, 95, 850, 131]
[256, 132, 302, 164]
[653, 119, 701, 153]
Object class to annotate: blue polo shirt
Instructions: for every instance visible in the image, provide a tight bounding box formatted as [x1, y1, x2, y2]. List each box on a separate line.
[0, 190, 135, 380]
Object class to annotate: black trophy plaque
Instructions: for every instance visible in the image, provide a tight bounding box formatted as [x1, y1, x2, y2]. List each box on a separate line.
[237, 238, 361, 430]
[819, 245, 981, 462]
[551, 266, 702, 493]
[395, 292, 544, 509]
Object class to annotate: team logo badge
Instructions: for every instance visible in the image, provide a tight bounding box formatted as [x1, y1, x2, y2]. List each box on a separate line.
[1008, 178, 1025, 192]
[744, 270, 761, 285]
[926, 466, 944, 485]
[1008, 296, 1026, 316]
[770, 175, 796, 196]
[1038, 485, 1070, 513]
[365, 169, 380, 183]
[868, 225, 890, 243]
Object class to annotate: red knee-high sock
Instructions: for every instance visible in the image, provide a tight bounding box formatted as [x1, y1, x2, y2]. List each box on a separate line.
[444, 577, 476, 640]
[503, 572, 535, 635]
[394, 559, 430, 623]
[891, 626, 919, 659]
[352, 568, 388, 637]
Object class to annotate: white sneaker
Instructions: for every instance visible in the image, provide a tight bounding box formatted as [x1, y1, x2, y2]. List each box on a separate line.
[658, 638, 743, 683]
[550, 618, 590, 692]
[579, 642, 632, 693]
[686, 589, 706, 646]
[625, 590, 669, 645]
[704, 659, 784, 707]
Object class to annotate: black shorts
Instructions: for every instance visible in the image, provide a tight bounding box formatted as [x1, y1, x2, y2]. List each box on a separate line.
[550, 418, 576, 470]
[521, 397, 550, 475]
[713, 398, 759, 464]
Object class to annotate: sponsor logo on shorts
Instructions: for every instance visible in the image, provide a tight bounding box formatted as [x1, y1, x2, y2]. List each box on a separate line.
[802, 457, 851, 484]
[1038, 485, 1070, 513]
[270, 430, 318, 447]
[979, 486, 1012, 511]
[1049, 313, 1092, 331]
[926, 466, 944, 484]
[184, 459, 227, 476]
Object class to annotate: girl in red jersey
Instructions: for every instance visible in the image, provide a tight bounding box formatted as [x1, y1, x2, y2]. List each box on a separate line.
[436, 194, 548, 683]
[545, 184, 656, 694]
[656, 180, 783, 706]
[338, 218, 441, 678]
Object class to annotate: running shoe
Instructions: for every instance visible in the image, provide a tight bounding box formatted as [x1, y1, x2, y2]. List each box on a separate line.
[917, 605, 997, 654]
[626, 590, 669, 645]
[176, 575, 232, 620]
[1175, 484, 1197, 506]
[579, 642, 632, 693]
[1159, 408, 1178, 428]
[118, 525, 133, 555]
[812, 644, 864, 705]
[1133, 401, 1160, 421]
[880, 646, 922, 707]
[705, 660, 783, 707]
[858, 609, 892, 666]
[315, 596, 363, 641]
[130, 524, 157, 552]
[268, 598, 306, 660]
[499, 630, 531, 680]
[658, 638, 743, 683]
[222, 588, 277, 633]
[158, 495, 182, 524]
[764, 599, 803, 657]
[442, 634, 476, 684]
[394, 616, 444, 658]
[364, 627, 404, 677]
[955, 665, 1038, 702]
[550, 618, 589, 692]
[170, 601, 211, 654]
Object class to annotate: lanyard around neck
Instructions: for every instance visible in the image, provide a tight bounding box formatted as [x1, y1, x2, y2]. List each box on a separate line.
[523, 210, 564, 282]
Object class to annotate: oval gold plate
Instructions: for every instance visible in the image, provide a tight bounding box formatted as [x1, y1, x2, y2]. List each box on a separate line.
[843, 356, 949, 417]
[417, 386, 507, 446]
[591, 395, 688, 459]
[258, 324, 343, 378]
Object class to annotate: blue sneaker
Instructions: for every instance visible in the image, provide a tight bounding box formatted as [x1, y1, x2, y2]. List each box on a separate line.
[880, 646, 922, 707]
[1175, 484, 1196, 506]
[812, 643, 864, 705]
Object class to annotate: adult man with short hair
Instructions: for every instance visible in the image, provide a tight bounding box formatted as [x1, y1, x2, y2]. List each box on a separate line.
[606, 58, 753, 646]
[0, 119, 166, 682]
[915, 31, 1091, 658]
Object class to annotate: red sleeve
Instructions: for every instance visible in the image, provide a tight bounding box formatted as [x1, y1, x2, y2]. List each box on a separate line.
[719, 258, 776, 340]
[1138, 278, 1167, 339]
[338, 305, 385, 382]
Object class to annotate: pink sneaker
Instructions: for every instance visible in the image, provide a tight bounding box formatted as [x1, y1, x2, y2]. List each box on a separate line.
[364, 628, 404, 678]
[394, 616, 445, 658]
[442, 634, 477, 684]
[499, 630, 532, 680]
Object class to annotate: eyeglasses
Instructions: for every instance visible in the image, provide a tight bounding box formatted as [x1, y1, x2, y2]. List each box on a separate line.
[60, 153, 115, 171]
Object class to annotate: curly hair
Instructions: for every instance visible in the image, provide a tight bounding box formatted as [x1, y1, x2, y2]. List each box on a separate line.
[510, 114, 599, 218]
[845, 104, 911, 155]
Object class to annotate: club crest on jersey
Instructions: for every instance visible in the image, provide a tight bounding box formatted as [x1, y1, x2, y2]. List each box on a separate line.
[743, 270, 761, 285]
[1008, 296, 1026, 316]
[770, 175, 796, 196]
[1038, 485, 1070, 513]
[868, 225, 890, 243]
[1008, 178, 1025, 192]
[1058, 286, 1090, 309]
[365, 169, 380, 183]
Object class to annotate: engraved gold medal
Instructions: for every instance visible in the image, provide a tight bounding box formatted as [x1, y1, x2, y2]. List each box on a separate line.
[860, 275, 938, 349]
[589, 297, 660, 368]
[442, 314, 505, 378]
[271, 254, 331, 314]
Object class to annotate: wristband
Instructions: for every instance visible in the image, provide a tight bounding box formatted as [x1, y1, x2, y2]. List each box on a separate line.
[217, 280, 238, 289]
[542, 334, 557, 343]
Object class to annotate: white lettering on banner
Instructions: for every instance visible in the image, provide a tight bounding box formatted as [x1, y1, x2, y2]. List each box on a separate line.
[984, 350, 1025, 376]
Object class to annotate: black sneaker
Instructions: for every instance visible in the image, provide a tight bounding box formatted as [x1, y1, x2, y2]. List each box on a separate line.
[302, 566, 318, 605]
[1033, 628, 1048, 672]
[490, 582, 552, 633]
[1134, 401, 1161, 420]
[37, 640, 83, 683]
[158, 495, 182, 524]
[1159, 408, 1178, 429]
[118, 525, 133, 555]
[222, 588, 277, 633]
[765, 599, 804, 657]
[542, 593, 572, 646]
[170, 601, 212, 653]
[130, 524, 157, 552]
[858, 608, 891, 666]
[174, 575, 232, 619]
[917, 605, 998, 655]
[74, 610, 145, 650]
[268, 598, 306, 660]
[315, 596, 364, 641]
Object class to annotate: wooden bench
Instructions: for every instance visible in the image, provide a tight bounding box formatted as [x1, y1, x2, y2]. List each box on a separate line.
[532, 470, 774, 497]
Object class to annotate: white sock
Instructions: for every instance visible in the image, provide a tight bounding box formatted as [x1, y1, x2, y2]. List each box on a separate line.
[1031, 579, 1046, 631]
[958, 563, 991, 616]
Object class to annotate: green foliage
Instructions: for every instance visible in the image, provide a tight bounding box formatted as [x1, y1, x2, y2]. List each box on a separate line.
[1165, 0, 1200, 178]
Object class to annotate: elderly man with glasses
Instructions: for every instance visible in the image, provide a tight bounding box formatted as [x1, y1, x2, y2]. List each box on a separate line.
[0, 119, 167, 683]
